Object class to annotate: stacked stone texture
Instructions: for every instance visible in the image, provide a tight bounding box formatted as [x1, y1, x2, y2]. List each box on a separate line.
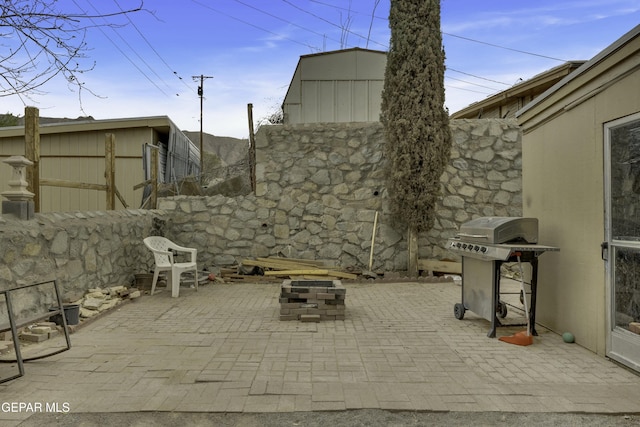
[0, 210, 161, 295]
[279, 280, 346, 321]
[163, 120, 522, 269]
[0, 119, 522, 313]
[428, 118, 523, 260]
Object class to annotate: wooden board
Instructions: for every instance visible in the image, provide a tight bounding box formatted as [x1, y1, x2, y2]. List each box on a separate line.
[264, 269, 330, 276]
[263, 269, 358, 280]
[239, 257, 358, 280]
[322, 270, 358, 280]
[257, 257, 327, 267]
[242, 258, 320, 270]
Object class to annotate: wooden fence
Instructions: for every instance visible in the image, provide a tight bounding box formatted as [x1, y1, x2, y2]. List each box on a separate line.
[22, 107, 158, 211]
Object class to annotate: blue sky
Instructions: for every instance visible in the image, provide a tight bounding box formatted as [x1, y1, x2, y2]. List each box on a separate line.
[3, 0, 640, 139]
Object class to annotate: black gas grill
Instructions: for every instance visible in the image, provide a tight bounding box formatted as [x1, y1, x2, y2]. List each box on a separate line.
[447, 217, 559, 337]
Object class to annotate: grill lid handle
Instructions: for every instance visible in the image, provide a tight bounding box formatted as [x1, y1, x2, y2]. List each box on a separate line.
[456, 233, 488, 239]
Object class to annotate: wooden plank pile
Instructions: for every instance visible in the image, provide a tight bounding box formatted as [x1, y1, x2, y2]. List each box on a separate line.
[279, 279, 346, 322]
[219, 257, 358, 282]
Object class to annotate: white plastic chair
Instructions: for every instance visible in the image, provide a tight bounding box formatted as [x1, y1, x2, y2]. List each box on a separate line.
[143, 236, 198, 297]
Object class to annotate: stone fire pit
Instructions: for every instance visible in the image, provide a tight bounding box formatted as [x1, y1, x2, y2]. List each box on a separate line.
[279, 279, 345, 322]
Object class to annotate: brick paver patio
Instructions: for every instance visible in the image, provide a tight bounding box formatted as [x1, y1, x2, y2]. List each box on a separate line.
[1, 280, 639, 425]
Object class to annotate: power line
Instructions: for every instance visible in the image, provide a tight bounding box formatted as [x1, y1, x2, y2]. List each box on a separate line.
[188, 1, 560, 91]
[72, 0, 170, 97]
[443, 32, 568, 62]
[275, 2, 508, 90]
[446, 75, 502, 92]
[84, 1, 173, 93]
[231, 0, 343, 48]
[112, 0, 195, 94]
[445, 85, 494, 95]
[447, 68, 512, 86]
[190, 0, 321, 52]
[280, 0, 388, 49]
[307, 0, 569, 62]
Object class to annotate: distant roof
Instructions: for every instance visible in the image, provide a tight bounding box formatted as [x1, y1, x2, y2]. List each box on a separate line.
[0, 115, 180, 138]
[298, 47, 387, 59]
[450, 61, 586, 119]
[516, 24, 640, 118]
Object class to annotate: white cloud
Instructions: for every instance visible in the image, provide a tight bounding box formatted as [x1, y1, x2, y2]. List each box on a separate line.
[444, 0, 639, 34]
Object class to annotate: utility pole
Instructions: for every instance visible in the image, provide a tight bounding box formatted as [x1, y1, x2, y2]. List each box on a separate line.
[192, 74, 213, 184]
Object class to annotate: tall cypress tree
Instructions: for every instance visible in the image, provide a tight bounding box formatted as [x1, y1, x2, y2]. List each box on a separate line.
[381, 0, 451, 235]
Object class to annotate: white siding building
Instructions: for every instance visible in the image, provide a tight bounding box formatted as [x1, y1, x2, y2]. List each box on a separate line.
[282, 48, 387, 124]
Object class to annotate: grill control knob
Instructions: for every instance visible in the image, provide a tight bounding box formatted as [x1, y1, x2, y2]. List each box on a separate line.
[474, 246, 480, 251]
[481, 247, 487, 253]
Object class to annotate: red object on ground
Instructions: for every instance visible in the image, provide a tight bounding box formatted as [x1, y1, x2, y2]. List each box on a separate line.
[499, 330, 534, 346]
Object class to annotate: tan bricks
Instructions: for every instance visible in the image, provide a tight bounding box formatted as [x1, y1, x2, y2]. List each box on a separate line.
[19, 332, 49, 342]
[15, 322, 61, 344]
[279, 279, 346, 321]
[0, 341, 14, 356]
[6, 281, 640, 416]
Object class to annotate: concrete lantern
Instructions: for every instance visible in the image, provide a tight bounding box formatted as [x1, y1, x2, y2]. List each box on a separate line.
[2, 155, 35, 201]
[2, 155, 35, 219]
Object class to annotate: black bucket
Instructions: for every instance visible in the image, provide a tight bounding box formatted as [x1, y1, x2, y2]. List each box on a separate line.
[49, 304, 80, 326]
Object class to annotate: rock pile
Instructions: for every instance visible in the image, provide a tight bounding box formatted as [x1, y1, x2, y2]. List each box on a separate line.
[0, 285, 142, 352]
[69, 286, 141, 321]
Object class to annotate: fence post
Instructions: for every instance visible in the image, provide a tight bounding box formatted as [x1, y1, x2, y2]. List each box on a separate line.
[105, 133, 116, 210]
[247, 103, 256, 192]
[24, 107, 40, 212]
[150, 145, 158, 209]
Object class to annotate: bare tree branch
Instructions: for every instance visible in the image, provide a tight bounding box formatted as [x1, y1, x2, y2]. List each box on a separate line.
[0, 0, 144, 99]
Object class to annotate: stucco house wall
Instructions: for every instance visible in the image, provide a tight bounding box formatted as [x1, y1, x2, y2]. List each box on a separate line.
[517, 25, 640, 360]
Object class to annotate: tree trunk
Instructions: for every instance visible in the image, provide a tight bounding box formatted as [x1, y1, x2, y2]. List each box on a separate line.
[408, 225, 419, 277]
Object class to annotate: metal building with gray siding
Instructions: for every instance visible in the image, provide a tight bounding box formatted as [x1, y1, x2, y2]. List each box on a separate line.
[282, 48, 387, 124]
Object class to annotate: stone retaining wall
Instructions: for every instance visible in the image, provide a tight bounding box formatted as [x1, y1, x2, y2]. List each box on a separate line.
[163, 119, 522, 269]
[0, 210, 162, 299]
[0, 119, 522, 307]
[428, 118, 522, 260]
